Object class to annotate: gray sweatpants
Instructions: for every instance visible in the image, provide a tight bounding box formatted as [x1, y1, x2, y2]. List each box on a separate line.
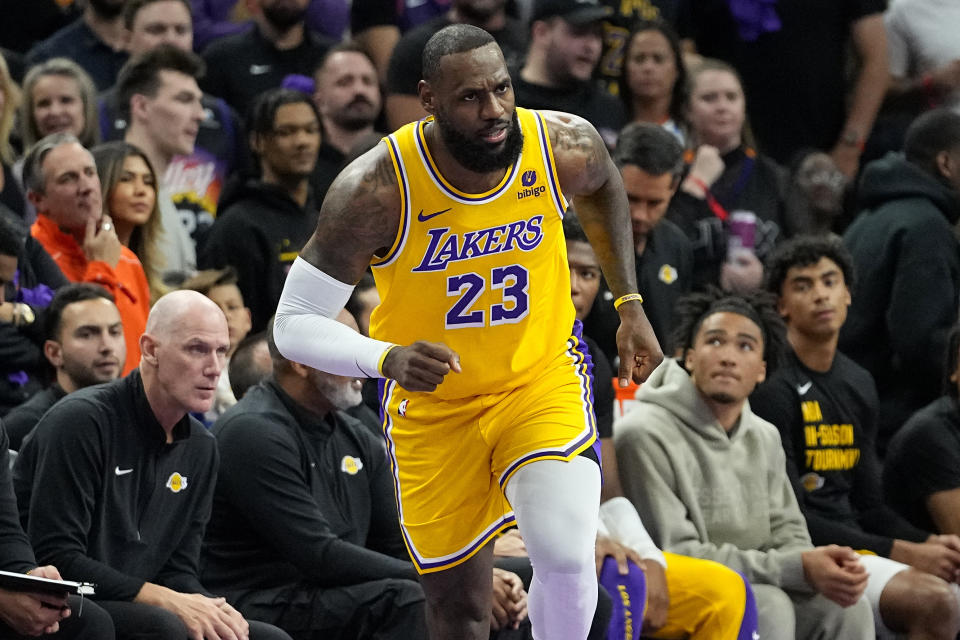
[753, 584, 874, 640]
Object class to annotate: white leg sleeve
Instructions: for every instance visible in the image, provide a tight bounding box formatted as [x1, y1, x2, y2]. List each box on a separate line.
[505, 457, 601, 640]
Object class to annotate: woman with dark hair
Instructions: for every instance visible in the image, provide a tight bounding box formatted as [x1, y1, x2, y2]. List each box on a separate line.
[91, 141, 167, 304]
[617, 19, 688, 145]
[669, 58, 788, 293]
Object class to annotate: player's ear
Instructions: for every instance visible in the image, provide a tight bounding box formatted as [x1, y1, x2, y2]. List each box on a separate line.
[419, 80, 436, 115]
[43, 340, 63, 368]
[289, 360, 311, 379]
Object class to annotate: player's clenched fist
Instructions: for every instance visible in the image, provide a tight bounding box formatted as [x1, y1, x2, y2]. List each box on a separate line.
[382, 341, 462, 391]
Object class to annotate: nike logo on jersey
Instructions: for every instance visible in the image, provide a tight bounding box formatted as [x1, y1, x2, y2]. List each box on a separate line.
[249, 64, 271, 75]
[417, 208, 452, 222]
[797, 381, 812, 395]
[115, 466, 133, 476]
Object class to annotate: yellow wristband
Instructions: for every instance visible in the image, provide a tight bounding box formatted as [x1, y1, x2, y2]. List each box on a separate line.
[613, 293, 643, 310]
[377, 344, 399, 377]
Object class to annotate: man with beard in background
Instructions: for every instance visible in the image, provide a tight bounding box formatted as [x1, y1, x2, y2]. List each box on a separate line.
[310, 43, 384, 201]
[201, 0, 334, 119]
[273, 24, 662, 640]
[25, 0, 129, 90]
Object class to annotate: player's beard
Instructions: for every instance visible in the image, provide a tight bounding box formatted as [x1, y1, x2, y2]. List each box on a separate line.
[435, 110, 523, 174]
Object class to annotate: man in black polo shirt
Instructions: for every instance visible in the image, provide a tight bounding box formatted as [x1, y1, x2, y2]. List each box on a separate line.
[583, 123, 692, 362]
[3, 283, 125, 451]
[14, 290, 291, 640]
[25, 0, 129, 91]
[201, 0, 334, 121]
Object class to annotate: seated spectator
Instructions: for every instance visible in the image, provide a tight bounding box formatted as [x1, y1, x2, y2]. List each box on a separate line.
[19, 59, 100, 152]
[565, 213, 759, 640]
[25, 133, 150, 374]
[201, 89, 320, 333]
[782, 150, 849, 238]
[100, 0, 248, 252]
[14, 290, 291, 640]
[840, 108, 960, 453]
[0, 52, 26, 219]
[668, 59, 788, 293]
[885, 323, 960, 535]
[24, 0, 128, 91]
[17, 59, 101, 235]
[615, 288, 874, 639]
[582, 122, 692, 360]
[383, 0, 527, 129]
[0, 422, 115, 638]
[310, 43, 383, 202]
[514, 0, 625, 148]
[180, 267, 252, 420]
[752, 235, 960, 639]
[202, 312, 547, 639]
[615, 19, 688, 144]
[227, 331, 271, 400]
[683, 0, 887, 177]
[3, 283, 124, 451]
[118, 45, 206, 281]
[0, 212, 67, 417]
[201, 0, 334, 121]
[91, 141, 166, 302]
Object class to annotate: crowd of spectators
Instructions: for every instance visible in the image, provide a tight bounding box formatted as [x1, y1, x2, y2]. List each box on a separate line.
[1, 0, 959, 637]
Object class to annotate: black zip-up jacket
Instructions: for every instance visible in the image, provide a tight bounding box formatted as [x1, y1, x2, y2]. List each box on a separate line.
[13, 371, 218, 601]
[840, 152, 960, 449]
[201, 380, 414, 596]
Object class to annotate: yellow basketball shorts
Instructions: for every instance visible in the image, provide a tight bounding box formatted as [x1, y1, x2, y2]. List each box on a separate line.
[377, 331, 598, 574]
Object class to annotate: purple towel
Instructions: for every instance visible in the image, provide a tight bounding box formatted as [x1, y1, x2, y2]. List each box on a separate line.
[599, 556, 646, 640]
[728, 0, 781, 41]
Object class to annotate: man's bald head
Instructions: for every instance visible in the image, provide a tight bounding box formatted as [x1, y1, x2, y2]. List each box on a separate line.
[145, 289, 226, 340]
[139, 289, 231, 426]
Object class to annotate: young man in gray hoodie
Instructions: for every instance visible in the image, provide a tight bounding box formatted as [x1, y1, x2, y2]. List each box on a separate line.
[615, 289, 874, 640]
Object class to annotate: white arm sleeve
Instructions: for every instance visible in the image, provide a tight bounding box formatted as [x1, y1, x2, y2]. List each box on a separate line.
[274, 257, 395, 378]
[599, 497, 667, 568]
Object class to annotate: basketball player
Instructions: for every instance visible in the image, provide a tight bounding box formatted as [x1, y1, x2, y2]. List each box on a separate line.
[273, 24, 662, 640]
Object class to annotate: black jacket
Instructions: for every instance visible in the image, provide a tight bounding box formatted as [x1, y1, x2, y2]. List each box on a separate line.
[14, 371, 218, 601]
[840, 152, 960, 449]
[200, 181, 319, 333]
[201, 380, 414, 599]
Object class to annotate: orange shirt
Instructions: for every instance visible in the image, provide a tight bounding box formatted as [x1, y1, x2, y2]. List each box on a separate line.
[31, 215, 149, 374]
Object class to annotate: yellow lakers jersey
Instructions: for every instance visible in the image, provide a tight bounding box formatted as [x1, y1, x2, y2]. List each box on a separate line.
[369, 107, 576, 400]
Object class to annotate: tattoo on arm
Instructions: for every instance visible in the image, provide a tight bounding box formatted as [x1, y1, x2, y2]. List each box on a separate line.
[301, 147, 401, 284]
[548, 113, 608, 196]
